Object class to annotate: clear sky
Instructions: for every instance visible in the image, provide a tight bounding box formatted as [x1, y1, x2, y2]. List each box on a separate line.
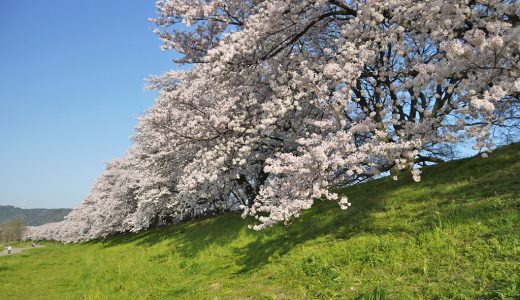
[0, 0, 177, 209]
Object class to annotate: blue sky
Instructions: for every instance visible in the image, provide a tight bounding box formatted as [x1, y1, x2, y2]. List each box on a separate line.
[0, 0, 177, 208]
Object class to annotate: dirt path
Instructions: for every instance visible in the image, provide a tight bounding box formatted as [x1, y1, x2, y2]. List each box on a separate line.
[0, 245, 44, 257]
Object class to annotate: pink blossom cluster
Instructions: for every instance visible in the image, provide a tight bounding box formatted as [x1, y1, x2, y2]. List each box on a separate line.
[27, 0, 519, 241]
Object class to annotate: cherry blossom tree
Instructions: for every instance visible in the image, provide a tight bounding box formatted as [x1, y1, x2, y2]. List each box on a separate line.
[27, 0, 519, 241]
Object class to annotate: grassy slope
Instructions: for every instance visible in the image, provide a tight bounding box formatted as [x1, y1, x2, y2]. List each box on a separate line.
[1, 144, 519, 299]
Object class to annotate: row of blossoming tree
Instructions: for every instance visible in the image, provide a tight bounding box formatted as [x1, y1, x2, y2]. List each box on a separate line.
[27, 0, 519, 242]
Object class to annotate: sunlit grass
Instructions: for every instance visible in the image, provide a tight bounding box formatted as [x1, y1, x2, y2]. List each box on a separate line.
[1, 143, 519, 299]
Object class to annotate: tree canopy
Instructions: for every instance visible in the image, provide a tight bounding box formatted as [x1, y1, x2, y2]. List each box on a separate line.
[28, 0, 519, 242]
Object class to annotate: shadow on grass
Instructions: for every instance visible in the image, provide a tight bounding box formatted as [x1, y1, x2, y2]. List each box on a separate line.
[100, 143, 519, 273]
[100, 212, 244, 254]
[100, 187, 388, 271]
[231, 143, 519, 273]
[232, 196, 385, 273]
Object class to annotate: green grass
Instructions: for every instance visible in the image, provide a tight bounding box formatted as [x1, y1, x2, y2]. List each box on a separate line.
[1, 144, 519, 299]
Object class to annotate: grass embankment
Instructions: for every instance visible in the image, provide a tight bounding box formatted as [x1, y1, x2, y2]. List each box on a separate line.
[1, 144, 519, 299]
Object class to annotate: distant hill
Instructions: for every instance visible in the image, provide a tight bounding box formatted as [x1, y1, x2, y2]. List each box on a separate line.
[0, 205, 71, 226]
